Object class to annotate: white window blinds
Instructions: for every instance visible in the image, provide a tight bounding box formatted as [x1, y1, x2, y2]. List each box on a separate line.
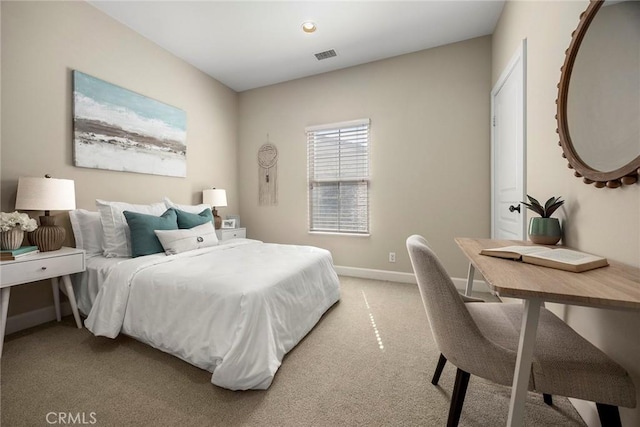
[306, 119, 370, 234]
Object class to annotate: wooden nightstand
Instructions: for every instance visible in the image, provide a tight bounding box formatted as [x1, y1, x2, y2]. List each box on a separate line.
[0, 247, 85, 355]
[215, 227, 246, 241]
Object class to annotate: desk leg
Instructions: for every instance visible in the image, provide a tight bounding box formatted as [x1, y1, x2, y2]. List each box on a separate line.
[465, 263, 475, 296]
[507, 298, 542, 427]
[61, 275, 82, 329]
[0, 287, 10, 357]
[51, 277, 61, 322]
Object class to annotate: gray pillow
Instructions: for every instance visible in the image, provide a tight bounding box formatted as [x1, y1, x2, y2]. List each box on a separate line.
[154, 222, 218, 255]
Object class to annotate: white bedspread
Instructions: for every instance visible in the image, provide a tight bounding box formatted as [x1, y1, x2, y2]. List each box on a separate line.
[84, 239, 340, 390]
[72, 256, 125, 316]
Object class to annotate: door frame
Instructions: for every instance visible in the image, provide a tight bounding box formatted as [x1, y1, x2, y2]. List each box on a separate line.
[491, 39, 527, 239]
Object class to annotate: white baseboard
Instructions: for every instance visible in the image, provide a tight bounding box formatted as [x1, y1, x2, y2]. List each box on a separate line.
[334, 265, 491, 293]
[5, 302, 72, 335]
[334, 265, 417, 283]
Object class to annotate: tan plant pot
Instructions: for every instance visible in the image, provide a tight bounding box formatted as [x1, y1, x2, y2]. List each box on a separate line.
[0, 228, 24, 250]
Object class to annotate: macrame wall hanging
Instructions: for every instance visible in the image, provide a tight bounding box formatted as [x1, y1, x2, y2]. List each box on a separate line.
[258, 138, 278, 205]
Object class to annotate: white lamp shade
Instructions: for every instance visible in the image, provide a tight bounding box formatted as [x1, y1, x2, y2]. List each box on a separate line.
[202, 188, 227, 207]
[15, 176, 76, 212]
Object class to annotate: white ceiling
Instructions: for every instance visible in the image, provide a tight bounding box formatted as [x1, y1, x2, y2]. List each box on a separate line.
[89, 1, 505, 92]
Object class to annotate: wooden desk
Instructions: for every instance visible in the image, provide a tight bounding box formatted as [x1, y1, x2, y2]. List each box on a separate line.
[455, 238, 640, 427]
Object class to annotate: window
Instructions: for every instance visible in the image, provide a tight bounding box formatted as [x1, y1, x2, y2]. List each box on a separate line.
[306, 119, 370, 234]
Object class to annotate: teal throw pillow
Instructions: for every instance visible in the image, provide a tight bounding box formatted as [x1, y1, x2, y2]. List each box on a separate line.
[174, 208, 213, 229]
[124, 209, 178, 257]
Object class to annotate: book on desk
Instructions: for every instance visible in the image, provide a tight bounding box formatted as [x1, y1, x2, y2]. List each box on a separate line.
[479, 245, 609, 273]
[0, 245, 39, 261]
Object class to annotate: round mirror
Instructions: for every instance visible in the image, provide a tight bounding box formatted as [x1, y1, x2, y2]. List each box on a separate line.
[557, 0, 640, 188]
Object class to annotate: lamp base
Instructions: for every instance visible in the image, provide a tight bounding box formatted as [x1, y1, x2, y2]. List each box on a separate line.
[29, 215, 65, 252]
[213, 208, 222, 229]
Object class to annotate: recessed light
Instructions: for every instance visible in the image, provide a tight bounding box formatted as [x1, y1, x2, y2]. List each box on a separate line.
[302, 21, 316, 33]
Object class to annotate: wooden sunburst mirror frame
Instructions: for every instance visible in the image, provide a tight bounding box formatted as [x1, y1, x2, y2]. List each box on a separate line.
[556, 0, 640, 188]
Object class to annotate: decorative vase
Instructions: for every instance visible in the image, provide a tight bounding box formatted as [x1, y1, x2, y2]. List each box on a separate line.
[528, 217, 562, 245]
[0, 227, 24, 250]
[28, 215, 65, 252]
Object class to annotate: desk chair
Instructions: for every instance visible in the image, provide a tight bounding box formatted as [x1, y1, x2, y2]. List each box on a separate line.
[406, 235, 636, 427]
[431, 296, 554, 407]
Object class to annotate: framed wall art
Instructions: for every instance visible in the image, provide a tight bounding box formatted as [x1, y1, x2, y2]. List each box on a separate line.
[72, 70, 187, 177]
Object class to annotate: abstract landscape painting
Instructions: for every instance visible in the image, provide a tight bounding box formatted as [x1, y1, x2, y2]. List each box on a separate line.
[73, 71, 187, 177]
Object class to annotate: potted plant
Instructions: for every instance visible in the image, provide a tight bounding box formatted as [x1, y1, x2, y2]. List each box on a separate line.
[0, 211, 38, 250]
[521, 195, 564, 245]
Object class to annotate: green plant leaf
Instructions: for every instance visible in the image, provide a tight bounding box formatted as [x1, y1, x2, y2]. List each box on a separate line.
[545, 198, 565, 217]
[527, 195, 542, 209]
[544, 197, 557, 213]
[521, 201, 545, 217]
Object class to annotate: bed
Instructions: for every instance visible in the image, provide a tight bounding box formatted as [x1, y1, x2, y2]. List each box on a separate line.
[70, 202, 340, 390]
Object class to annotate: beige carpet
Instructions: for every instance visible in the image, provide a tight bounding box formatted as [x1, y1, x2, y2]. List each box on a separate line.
[1, 277, 585, 426]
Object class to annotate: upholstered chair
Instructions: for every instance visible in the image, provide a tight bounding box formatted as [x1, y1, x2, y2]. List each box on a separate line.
[406, 235, 636, 427]
[430, 292, 555, 407]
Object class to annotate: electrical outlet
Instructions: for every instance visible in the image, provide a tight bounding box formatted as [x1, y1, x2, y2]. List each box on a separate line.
[389, 252, 396, 263]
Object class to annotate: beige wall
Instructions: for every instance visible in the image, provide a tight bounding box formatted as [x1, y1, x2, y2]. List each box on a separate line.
[238, 36, 492, 278]
[493, 1, 640, 424]
[1, 1, 238, 315]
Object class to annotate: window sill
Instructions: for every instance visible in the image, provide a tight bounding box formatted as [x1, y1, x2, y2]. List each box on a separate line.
[308, 231, 371, 237]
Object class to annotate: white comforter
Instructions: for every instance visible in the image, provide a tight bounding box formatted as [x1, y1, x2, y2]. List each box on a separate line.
[84, 239, 340, 390]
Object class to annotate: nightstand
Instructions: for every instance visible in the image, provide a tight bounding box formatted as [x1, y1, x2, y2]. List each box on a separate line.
[215, 227, 246, 241]
[0, 247, 85, 356]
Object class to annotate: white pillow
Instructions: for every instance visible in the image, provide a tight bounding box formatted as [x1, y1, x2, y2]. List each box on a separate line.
[154, 222, 219, 255]
[69, 209, 104, 258]
[96, 199, 166, 258]
[163, 197, 210, 214]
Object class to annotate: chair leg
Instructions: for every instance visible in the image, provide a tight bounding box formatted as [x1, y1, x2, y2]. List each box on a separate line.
[432, 353, 447, 385]
[447, 368, 470, 427]
[596, 403, 622, 427]
[543, 393, 553, 406]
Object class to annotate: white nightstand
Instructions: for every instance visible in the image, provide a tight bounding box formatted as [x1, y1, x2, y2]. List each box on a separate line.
[215, 227, 246, 241]
[0, 247, 85, 355]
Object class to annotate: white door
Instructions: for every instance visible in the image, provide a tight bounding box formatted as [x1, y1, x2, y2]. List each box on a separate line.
[491, 40, 526, 240]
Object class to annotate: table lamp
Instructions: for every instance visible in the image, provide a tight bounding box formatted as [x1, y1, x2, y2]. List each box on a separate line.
[15, 175, 76, 252]
[202, 188, 227, 229]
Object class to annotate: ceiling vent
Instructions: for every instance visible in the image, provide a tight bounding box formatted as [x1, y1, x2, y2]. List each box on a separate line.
[314, 49, 337, 61]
